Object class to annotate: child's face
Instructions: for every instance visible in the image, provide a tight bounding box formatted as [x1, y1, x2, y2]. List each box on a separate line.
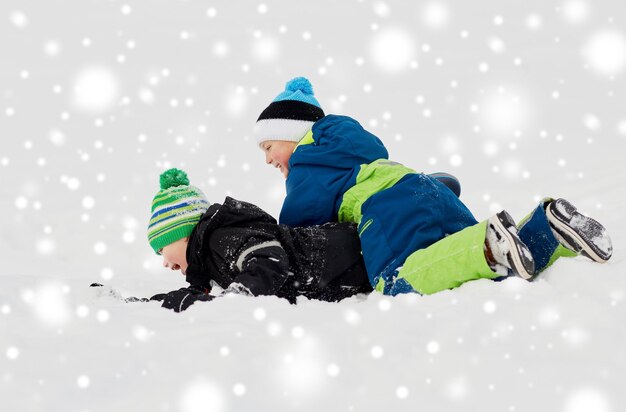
[159, 237, 189, 276]
[260, 140, 297, 178]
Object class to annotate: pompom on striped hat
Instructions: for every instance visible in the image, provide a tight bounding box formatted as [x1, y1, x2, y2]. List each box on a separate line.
[147, 168, 210, 254]
[254, 77, 325, 146]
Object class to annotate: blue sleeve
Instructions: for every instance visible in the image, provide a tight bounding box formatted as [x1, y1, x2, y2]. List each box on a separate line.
[279, 166, 337, 226]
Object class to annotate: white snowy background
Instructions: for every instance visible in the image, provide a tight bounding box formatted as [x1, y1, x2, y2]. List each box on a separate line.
[1, 0, 625, 411]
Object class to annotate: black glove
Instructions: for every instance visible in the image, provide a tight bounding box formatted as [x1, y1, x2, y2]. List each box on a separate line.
[150, 285, 214, 312]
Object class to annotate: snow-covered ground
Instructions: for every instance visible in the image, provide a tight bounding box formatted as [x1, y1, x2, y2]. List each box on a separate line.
[1, 1, 625, 411]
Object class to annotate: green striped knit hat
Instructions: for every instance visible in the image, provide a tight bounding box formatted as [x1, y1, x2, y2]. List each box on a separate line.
[147, 168, 210, 254]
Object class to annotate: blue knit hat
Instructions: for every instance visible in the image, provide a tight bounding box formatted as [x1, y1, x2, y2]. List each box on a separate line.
[254, 77, 325, 145]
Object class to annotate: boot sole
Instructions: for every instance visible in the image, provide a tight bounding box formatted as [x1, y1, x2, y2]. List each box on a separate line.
[492, 211, 536, 280]
[546, 199, 612, 263]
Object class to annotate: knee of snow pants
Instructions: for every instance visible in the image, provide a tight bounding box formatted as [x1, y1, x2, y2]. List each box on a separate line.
[377, 220, 500, 295]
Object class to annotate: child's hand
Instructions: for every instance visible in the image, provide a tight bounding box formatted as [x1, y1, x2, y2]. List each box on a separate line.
[152, 286, 214, 312]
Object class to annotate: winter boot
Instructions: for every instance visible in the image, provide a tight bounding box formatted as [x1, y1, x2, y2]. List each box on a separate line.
[546, 198, 613, 263]
[485, 210, 536, 280]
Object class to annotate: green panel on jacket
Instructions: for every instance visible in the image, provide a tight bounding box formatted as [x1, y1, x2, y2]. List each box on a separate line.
[338, 159, 417, 224]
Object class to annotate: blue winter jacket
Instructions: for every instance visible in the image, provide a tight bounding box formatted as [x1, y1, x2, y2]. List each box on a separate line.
[279, 114, 477, 291]
[280, 115, 388, 226]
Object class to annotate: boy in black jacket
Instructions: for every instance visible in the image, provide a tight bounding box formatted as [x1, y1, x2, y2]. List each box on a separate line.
[147, 168, 371, 311]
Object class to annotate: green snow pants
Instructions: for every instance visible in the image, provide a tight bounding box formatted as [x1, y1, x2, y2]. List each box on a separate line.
[379, 199, 576, 296]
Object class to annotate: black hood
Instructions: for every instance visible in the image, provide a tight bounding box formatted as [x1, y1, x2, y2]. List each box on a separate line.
[193, 197, 277, 248]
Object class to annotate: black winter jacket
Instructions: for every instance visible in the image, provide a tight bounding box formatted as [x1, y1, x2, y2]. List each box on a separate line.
[184, 197, 372, 303]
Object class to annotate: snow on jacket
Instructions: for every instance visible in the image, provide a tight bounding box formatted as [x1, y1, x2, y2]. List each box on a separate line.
[184, 196, 372, 303]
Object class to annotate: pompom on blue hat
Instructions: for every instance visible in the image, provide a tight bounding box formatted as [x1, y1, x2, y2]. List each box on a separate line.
[272, 77, 321, 107]
[254, 77, 325, 145]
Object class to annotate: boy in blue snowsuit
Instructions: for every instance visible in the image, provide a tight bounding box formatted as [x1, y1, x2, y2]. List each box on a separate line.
[253, 77, 613, 295]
